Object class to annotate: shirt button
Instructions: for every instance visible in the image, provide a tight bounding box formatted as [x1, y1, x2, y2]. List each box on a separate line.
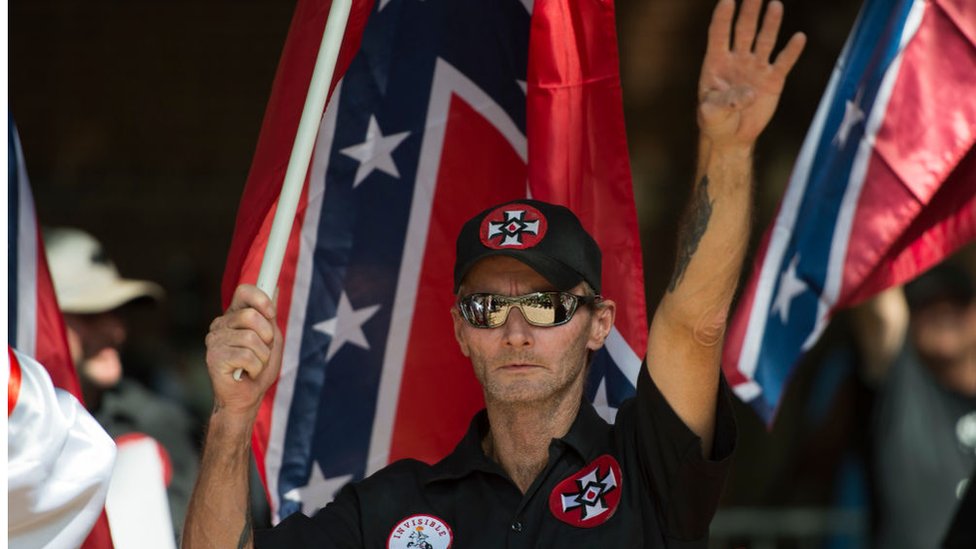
[511, 521, 522, 533]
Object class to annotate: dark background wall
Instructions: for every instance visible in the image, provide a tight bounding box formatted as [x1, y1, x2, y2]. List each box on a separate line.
[11, 1, 297, 335]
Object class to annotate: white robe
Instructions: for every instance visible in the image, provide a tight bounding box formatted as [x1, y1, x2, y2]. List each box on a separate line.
[8, 348, 116, 549]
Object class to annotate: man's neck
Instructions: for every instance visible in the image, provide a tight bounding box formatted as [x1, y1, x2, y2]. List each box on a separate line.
[483, 391, 582, 494]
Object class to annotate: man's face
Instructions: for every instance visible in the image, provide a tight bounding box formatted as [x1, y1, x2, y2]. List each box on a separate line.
[64, 311, 127, 390]
[451, 256, 614, 406]
[910, 301, 976, 364]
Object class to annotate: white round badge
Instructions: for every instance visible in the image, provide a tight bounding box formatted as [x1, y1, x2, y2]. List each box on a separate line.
[956, 411, 976, 452]
[387, 514, 453, 549]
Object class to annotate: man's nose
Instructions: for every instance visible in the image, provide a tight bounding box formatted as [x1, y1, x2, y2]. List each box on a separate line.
[98, 314, 128, 346]
[501, 306, 534, 347]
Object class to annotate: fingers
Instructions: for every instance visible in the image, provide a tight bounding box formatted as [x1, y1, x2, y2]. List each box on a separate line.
[212, 305, 275, 346]
[772, 31, 807, 78]
[733, 0, 762, 53]
[227, 284, 276, 321]
[207, 284, 278, 379]
[206, 329, 271, 379]
[711, 0, 799, 63]
[753, 1, 783, 62]
[706, 0, 735, 56]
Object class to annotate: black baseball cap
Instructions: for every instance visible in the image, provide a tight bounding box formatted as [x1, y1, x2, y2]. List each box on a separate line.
[904, 262, 974, 311]
[453, 199, 602, 294]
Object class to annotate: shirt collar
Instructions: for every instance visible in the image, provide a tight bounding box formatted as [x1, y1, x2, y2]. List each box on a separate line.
[555, 399, 611, 460]
[428, 409, 503, 483]
[428, 400, 611, 483]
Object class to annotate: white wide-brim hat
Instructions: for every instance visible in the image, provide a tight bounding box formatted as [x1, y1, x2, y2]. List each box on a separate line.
[45, 227, 164, 314]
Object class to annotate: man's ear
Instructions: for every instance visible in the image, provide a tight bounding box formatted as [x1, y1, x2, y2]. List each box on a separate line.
[587, 299, 616, 352]
[451, 307, 471, 357]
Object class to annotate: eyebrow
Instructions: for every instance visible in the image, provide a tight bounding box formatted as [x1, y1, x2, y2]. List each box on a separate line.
[456, 274, 560, 296]
[460, 287, 562, 298]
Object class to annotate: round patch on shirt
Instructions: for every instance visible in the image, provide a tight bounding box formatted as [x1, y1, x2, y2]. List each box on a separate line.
[956, 411, 976, 451]
[387, 514, 453, 549]
[548, 454, 622, 528]
[479, 203, 548, 250]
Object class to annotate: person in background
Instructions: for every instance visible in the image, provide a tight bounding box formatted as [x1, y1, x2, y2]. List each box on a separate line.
[45, 227, 200, 540]
[852, 261, 976, 549]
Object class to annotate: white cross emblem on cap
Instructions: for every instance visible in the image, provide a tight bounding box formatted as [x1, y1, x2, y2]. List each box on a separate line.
[486, 209, 540, 246]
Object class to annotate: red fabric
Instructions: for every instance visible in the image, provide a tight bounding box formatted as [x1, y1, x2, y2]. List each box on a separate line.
[846, 148, 976, 306]
[525, 0, 648, 356]
[80, 511, 114, 549]
[841, 0, 976, 305]
[8, 347, 22, 416]
[33, 225, 83, 401]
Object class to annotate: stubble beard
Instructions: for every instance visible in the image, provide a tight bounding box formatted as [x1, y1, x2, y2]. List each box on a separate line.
[475, 345, 589, 406]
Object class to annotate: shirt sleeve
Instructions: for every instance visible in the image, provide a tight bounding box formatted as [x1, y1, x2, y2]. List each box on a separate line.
[619, 362, 736, 542]
[254, 483, 363, 548]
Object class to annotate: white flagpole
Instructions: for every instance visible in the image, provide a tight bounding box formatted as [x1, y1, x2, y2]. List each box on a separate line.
[235, 0, 354, 381]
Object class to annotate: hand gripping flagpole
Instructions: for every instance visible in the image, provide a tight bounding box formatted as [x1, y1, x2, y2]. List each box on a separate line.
[234, 0, 354, 381]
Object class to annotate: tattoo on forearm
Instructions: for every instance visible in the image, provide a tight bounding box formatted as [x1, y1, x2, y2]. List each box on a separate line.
[668, 175, 714, 292]
[236, 498, 253, 549]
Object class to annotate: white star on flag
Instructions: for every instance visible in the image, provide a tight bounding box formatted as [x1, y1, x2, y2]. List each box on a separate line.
[282, 461, 352, 509]
[802, 309, 831, 352]
[340, 115, 411, 187]
[593, 377, 618, 423]
[313, 292, 382, 362]
[770, 254, 807, 324]
[833, 87, 865, 148]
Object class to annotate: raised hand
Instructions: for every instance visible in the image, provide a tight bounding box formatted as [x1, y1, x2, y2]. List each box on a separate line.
[698, 0, 806, 147]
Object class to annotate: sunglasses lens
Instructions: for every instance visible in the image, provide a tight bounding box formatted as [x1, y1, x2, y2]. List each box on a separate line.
[460, 292, 589, 328]
[461, 295, 508, 328]
[483, 296, 512, 328]
[519, 292, 573, 326]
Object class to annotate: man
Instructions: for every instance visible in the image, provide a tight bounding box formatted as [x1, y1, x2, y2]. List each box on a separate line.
[46, 227, 200, 540]
[852, 262, 976, 548]
[183, 0, 805, 546]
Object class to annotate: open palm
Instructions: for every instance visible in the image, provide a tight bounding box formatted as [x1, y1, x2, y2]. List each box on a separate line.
[699, 0, 806, 147]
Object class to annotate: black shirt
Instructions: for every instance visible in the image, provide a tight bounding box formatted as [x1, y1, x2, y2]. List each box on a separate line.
[255, 365, 736, 548]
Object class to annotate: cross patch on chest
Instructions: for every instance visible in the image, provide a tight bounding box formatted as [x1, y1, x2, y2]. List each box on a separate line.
[548, 454, 623, 527]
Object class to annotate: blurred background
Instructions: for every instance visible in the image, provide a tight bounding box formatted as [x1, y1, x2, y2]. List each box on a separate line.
[10, 0, 975, 547]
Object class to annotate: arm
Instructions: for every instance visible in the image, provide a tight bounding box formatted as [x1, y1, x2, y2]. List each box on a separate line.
[646, 0, 805, 456]
[850, 286, 909, 385]
[182, 285, 282, 549]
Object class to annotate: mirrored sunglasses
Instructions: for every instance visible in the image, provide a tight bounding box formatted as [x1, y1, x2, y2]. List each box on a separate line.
[457, 291, 602, 328]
